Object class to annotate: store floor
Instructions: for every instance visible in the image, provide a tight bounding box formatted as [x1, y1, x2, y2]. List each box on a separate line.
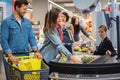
[0, 52, 6, 80]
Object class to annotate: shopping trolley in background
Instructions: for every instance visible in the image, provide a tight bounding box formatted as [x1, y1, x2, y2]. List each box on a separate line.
[3, 55, 49, 80]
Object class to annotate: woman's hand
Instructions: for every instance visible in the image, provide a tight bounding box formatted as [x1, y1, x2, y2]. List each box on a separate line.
[106, 50, 111, 56]
[69, 55, 82, 64]
[88, 46, 94, 53]
[59, 52, 65, 57]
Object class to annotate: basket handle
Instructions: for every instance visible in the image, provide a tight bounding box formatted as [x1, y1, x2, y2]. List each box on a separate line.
[12, 50, 35, 54]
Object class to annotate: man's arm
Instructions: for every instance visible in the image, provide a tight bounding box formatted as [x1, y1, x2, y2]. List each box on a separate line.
[27, 21, 42, 59]
[1, 20, 19, 64]
[1, 20, 12, 54]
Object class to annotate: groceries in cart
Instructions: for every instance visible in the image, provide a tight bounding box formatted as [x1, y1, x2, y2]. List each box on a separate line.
[4, 56, 49, 80]
[6, 56, 41, 71]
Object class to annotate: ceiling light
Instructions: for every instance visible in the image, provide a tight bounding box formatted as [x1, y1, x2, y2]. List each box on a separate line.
[63, 3, 74, 7]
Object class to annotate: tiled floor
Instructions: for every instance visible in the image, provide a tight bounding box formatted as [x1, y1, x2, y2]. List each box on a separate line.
[0, 53, 6, 80]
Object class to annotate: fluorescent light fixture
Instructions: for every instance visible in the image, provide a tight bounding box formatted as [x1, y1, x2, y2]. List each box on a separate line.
[49, 0, 69, 12]
[63, 3, 74, 7]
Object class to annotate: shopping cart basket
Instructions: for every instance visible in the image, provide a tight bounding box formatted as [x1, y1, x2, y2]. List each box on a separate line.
[3, 56, 49, 80]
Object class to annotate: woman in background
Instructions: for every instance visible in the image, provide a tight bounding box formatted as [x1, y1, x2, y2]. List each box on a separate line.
[71, 16, 95, 42]
[89, 25, 116, 56]
[40, 8, 81, 64]
[61, 12, 74, 53]
[61, 12, 74, 35]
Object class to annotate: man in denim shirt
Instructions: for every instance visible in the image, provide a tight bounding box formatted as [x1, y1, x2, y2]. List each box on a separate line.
[1, 0, 42, 64]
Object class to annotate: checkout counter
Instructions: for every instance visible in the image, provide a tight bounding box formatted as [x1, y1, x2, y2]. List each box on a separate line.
[49, 45, 120, 80]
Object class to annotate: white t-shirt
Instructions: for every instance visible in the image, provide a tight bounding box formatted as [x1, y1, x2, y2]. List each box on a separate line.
[18, 20, 21, 26]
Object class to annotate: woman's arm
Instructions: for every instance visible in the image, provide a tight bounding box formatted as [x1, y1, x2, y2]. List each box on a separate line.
[46, 29, 72, 57]
[69, 55, 82, 64]
[79, 25, 89, 37]
[106, 40, 117, 56]
[88, 36, 96, 43]
[46, 29, 81, 63]
[69, 24, 74, 36]
[79, 25, 96, 42]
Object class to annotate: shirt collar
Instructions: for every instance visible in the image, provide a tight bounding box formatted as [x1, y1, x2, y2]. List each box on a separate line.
[102, 37, 108, 42]
[10, 14, 25, 21]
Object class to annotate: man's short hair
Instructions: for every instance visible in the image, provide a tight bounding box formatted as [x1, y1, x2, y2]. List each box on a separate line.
[14, 0, 28, 10]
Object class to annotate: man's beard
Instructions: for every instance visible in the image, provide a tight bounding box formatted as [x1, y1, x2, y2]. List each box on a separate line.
[18, 12, 23, 18]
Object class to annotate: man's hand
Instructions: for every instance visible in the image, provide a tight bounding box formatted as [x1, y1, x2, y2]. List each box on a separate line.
[8, 54, 19, 64]
[34, 51, 42, 59]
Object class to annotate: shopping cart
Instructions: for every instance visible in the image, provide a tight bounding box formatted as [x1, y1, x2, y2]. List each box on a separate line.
[3, 55, 49, 80]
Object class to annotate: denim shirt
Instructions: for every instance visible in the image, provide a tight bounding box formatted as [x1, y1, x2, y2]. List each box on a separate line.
[1, 14, 37, 54]
[40, 28, 72, 63]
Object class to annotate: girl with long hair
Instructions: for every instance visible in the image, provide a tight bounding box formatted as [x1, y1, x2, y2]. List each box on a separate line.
[40, 8, 81, 64]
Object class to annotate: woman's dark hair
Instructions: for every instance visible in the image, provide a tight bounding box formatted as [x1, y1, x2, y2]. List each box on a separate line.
[99, 25, 107, 32]
[62, 12, 69, 22]
[44, 11, 49, 31]
[14, 0, 28, 10]
[43, 8, 61, 34]
[71, 16, 80, 34]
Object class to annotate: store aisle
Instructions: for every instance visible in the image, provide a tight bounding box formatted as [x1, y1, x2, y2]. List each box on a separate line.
[0, 51, 6, 80]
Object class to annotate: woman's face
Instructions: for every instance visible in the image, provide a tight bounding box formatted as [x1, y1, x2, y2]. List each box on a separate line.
[75, 18, 79, 25]
[61, 14, 66, 22]
[57, 12, 63, 25]
[98, 28, 107, 39]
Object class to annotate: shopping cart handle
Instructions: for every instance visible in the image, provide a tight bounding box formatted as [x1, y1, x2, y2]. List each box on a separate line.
[12, 51, 34, 54]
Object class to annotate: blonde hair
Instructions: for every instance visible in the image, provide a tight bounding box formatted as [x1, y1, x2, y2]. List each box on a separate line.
[99, 25, 107, 32]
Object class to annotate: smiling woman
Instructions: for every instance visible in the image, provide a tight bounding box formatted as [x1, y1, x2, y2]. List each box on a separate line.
[89, 25, 117, 56]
